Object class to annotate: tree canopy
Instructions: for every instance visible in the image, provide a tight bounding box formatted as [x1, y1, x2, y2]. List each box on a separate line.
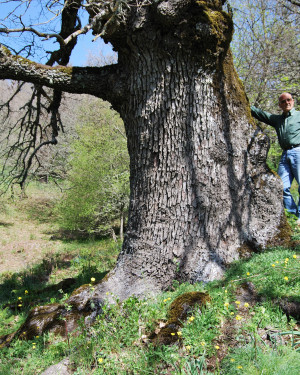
[231, 0, 300, 110]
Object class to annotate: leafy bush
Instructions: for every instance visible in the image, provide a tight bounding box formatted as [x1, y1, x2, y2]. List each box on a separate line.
[57, 98, 129, 237]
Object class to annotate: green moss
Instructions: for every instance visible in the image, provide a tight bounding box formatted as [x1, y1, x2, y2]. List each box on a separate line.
[1, 45, 12, 56]
[53, 65, 73, 76]
[203, 8, 233, 48]
[266, 212, 292, 248]
[11, 54, 39, 67]
[221, 50, 254, 124]
[168, 291, 210, 321]
[8, 52, 73, 76]
[196, 0, 209, 9]
[195, 1, 233, 62]
[196, 0, 223, 10]
[150, 292, 210, 346]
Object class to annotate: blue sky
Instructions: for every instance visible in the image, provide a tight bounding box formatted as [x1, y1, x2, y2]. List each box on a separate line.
[69, 34, 114, 66]
[0, 1, 115, 67]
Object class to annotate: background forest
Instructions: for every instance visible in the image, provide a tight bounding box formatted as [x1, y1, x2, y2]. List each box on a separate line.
[0, 0, 299, 374]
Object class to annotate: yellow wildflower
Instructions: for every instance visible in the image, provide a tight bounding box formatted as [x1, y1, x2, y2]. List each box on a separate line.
[98, 358, 103, 364]
[235, 301, 241, 306]
[293, 254, 297, 259]
[237, 365, 243, 369]
[246, 272, 250, 276]
[276, 261, 279, 264]
[185, 345, 191, 351]
[171, 333, 175, 336]
[25, 290, 28, 294]
[36, 336, 39, 339]
[224, 302, 229, 308]
[284, 276, 289, 281]
[18, 297, 22, 300]
[200, 341, 206, 346]
[272, 264, 275, 267]
[189, 316, 195, 322]
[167, 297, 171, 301]
[91, 277, 96, 283]
[285, 258, 289, 262]
[230, 312, 234, 315]
[18, 304, 22, 307]
[177, 331, 182, 336]
[235, 315, 242, 321]
[225, 289, 227, 293]
[215, 345, 220, 350]
[32, 345, 36, 349]
[244, 303, 249, 308]
[230, 358, 235, 362]
[163, 299, 168, 302]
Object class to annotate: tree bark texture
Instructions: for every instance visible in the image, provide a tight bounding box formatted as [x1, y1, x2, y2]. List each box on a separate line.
[0, 1, 287, 302]
[88, 0, 285, 300]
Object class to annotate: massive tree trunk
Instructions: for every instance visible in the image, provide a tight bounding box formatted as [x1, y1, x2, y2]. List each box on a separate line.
[0, 0, 287, 325]
[85, 0, 285, 300]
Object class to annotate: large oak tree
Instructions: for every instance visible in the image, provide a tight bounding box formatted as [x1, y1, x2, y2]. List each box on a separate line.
[0, 0, 287, 317]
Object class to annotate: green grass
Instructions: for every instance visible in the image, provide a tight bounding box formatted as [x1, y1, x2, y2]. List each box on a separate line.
[223, 247, 300, 299]
[0, 182, 299, 374]
[1, 248, 299, 374]
[221, 345, 300, 375]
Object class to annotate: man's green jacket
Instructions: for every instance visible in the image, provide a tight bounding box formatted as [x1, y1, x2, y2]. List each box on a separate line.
[251, 106, 300, 150]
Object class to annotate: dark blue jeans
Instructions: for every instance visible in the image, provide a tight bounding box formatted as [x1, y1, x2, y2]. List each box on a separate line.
[278, 147, 300, 218]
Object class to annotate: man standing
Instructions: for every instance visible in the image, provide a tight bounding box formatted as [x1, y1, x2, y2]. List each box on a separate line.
[251, 93, 300, 222]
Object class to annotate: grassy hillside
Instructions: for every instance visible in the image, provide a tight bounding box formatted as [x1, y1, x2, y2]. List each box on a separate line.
[0, 183, 299, 374]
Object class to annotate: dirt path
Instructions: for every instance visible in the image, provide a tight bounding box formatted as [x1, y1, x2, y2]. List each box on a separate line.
[0, 221, 59, 274]
[0, 194, 62, 275]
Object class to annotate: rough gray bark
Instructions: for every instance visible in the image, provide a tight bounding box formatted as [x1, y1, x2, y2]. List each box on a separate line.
[0, 1, 287, 305]
[86, 0, 285, 301]
[89, 60, 283, 301]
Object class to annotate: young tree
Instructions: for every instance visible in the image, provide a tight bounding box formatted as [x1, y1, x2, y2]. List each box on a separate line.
[0, 0, 287, 304]
[58, 97, 129, 239]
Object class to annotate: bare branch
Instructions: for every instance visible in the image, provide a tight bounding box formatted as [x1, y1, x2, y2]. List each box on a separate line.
[0, 0, 91, 188]
[0, 26, 66, 45]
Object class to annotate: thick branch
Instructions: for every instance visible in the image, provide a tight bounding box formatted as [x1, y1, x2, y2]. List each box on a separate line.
[0, 46, 125, 109]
